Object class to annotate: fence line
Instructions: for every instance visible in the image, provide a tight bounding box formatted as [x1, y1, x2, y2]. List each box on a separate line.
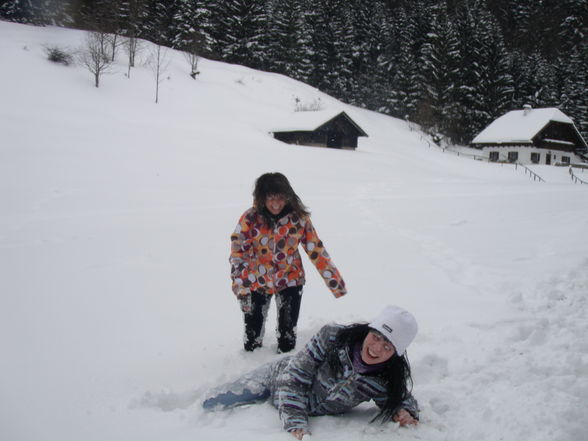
[569, 166, 588, 184]
[513, 162, 545, 182]
[417, 134, 546, 182]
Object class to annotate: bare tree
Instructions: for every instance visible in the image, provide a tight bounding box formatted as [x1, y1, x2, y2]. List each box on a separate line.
[183, 49, 200, 79]
[79, 31, 113, 88]
[121, 0, 144, 78]
[106, 33, 123, 62]
[124, 36, 142, 78]
[182, 38, 200, 79]
[147, 44, 170, 103]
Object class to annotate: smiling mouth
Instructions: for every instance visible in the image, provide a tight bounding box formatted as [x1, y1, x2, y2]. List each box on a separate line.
[367, 348, 379, 358]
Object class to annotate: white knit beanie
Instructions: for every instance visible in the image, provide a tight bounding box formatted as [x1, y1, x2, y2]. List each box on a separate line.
[368, 305, 418, 356]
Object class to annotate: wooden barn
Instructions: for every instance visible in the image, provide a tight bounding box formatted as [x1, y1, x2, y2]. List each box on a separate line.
[272, 111, 368, 149]
[471, 106, 588, 165]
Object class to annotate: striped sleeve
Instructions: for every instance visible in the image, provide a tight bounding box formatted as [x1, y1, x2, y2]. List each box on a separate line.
[374, 392, 420, 421]
[274, 325, 339, 433]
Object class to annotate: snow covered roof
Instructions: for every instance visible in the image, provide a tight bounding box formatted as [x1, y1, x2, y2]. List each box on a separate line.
[271, 110, 367, 136]
[472, 108, 574, 144]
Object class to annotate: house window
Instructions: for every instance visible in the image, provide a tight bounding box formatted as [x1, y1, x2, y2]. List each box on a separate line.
[561, 156, 570, 164]
[531, 153, 540, 164]
[507, 151, 518, 162]
[489, 151, 499, 162]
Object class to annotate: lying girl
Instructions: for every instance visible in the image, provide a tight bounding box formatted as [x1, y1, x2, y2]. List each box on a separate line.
[203, 305, 419, 439]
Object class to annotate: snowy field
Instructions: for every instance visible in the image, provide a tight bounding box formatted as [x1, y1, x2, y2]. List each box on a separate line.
[1, 21, 587, 441]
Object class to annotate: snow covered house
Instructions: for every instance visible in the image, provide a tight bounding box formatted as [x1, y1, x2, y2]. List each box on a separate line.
[272, 111, 367, 149]
[471, 106, 588, 165]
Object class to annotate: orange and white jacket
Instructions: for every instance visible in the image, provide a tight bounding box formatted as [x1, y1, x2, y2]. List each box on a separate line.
[230, 207, 347, 298]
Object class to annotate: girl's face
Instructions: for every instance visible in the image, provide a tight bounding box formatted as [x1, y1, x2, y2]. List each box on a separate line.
[265, 194, 287, 215]
[361, 331, 396, 365]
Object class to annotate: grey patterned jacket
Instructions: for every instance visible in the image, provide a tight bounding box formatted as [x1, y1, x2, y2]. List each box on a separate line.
[267, 324, 419, 432]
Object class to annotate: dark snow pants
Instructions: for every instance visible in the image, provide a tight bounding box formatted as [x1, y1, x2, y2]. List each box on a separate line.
[243, 286, 302, 353]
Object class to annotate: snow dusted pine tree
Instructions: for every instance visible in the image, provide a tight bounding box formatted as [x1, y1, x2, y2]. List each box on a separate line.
[0, 0, 28, 23]
[362, 10, 398, 113]
[196, 0, 225, 58]
[559, 46, 588, 135]
[418, 3, 461, 139]
[512, 51, 558, 108]
[172, 0, 206, 51]
[44, 0, 74, 25]
[218, 0, 268, 70]
[345, 0, 390, 109]
[116, 0, 146, 78]
[118, 1, 137, 38]
[265, 0, 311, 80]
[0, 0, 52, 25]
[477, 15, 513, 127]
[453, 1, 513, 142]
[488, 0, 535, 52]
[140, 0, 181, 46]
[79, 0, 116, 32]
[557, 3, 588, 139]
[303, 0, 353, 100]
[384, 5, 428, 122]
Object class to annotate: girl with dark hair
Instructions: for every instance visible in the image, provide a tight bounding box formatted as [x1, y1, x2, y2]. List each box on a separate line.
[203, 306, 419, 439]
[230, 172, 347, 353]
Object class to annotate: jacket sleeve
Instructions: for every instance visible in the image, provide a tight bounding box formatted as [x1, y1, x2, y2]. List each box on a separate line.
[373, 390, 420, 421]
[273, 325, 338, 433]
[300, 216, 347, 298]
[229, 210, 254, 298]
[398, 394, 420, 420]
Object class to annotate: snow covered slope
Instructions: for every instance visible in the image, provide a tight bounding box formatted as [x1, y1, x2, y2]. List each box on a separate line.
[1, 21, 587, 441]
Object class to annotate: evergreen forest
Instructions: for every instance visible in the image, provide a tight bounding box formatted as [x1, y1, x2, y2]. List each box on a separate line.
[2, 0, 587, 144]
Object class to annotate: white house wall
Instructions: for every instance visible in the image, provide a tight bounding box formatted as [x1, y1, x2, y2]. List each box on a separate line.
[482, 146, 583, 165]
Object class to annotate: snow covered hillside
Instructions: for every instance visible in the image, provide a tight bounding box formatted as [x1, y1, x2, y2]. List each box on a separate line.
[1, 21, 587, 441]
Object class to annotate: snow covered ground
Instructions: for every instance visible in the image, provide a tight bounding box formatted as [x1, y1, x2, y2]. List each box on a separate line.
[1, 21, 587, 441]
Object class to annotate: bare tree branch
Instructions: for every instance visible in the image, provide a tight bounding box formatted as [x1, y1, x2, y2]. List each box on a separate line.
[79, 31, 113, 88]
[183, 50, 200, 79]
[147, 44, 170, 103]
[182, 38, 200, 79]
[124, 36, 142, 78]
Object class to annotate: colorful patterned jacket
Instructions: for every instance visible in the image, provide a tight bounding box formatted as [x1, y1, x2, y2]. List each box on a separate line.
[229, 207, 346, 298]
[268, 324, 419, 433]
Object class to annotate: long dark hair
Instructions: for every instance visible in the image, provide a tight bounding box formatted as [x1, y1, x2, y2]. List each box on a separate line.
[327, 324, 414, 423]
[252, 172, 310, 224]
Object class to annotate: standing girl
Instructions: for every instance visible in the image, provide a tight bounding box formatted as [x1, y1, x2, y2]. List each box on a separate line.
[230, 172, 347, 353]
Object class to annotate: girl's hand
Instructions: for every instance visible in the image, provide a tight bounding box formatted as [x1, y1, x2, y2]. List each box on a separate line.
[290, 429, 309, 439]
[393, 408, 418, 426]
[239, 295, 252, 312]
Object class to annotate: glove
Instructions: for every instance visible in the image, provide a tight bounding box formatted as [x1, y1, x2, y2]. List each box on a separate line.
[239, 294, 252, 312]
